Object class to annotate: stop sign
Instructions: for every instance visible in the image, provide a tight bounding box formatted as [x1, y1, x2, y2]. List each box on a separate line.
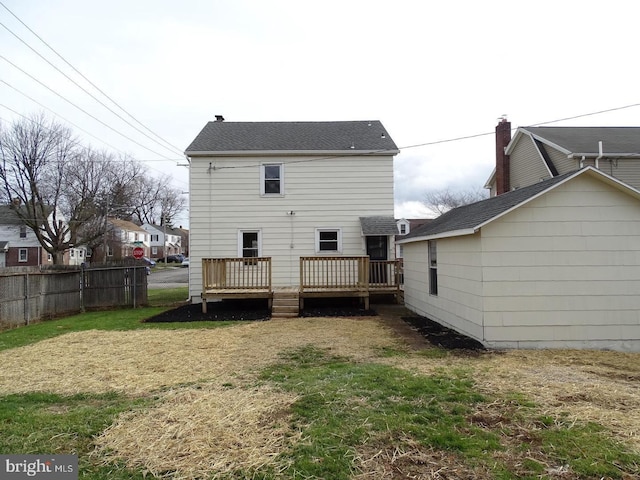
[132, 247, 144, 259]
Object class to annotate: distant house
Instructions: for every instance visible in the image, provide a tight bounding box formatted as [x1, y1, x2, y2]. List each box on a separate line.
[92, 218, 150, 261]
[485, 119, 640, 196]
[184, 118, 400, 308]
[141, 223, 183, 260]
[398, 167, 640, 352]
[395, 218, 431, 259]
[0, 205, 51, 267]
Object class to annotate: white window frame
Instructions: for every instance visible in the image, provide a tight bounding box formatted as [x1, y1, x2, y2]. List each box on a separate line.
[260, 163, 284, 196]
[315, 228, 342, 253]
[237, 229, 262, 258]
[18, 248, 28, 262]
[151, 246, 158, 255]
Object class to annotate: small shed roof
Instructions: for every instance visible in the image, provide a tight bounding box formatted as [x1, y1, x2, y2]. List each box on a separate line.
[359, 216, 398, 235]
[400, 167, 640, 243]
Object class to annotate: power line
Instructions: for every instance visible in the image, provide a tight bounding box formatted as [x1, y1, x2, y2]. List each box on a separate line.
[0, 19, 183, 158]
[0, 0, 185, 156]
[0, 54, 179, 161]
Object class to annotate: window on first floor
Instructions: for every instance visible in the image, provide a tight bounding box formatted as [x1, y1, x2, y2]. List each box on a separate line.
[18, 248, 28, 262]
[316, 228, 342, 253]
[238, 230, 261, 258]
[260, 163, 284, 195]
[107, 245, 113, 257]
[428, 240, 438, 295]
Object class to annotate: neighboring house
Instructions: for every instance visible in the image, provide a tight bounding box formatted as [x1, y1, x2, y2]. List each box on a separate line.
[93, 218, 150, 261]
[398, 167, 640, 352]
[395, 218, 431, 259]
[485, 118, 640, 196]
[177, 226, 189, 257]
[184, 118, 399, 304]
[141, 223, 183, 259]
[0, 205, 51, 267]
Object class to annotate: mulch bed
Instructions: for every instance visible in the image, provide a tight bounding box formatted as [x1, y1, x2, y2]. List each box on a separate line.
[144, 299, 483, 351]
[145, 300, 271, 322]
[402, 316, 485, 351]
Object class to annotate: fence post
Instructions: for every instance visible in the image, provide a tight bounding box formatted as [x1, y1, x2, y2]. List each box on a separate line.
[24, 272, 29, 325]
[80, 263, 86, 312]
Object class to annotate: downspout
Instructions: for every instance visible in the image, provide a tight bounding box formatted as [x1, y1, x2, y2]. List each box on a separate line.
[595, 141, 603, 169]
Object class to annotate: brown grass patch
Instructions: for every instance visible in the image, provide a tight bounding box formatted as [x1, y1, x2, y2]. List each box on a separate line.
[93, 384, 300, 479]
[0, 317, 400, 395]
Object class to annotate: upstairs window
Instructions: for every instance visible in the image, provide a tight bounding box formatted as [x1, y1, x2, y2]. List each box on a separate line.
[19, 226, 27, 238]
[428, 240, 438, 295]
[261, 164, 283, 195]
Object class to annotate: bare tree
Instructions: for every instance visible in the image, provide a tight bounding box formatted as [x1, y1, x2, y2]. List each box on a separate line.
[0, 114, 187, 263]
[423, 187, 488, 217]
[0, 114, 78, 263]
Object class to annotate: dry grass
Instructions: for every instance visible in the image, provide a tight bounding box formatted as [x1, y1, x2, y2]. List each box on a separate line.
[1, 312, 639, 478]
[0, 316, 399, 395]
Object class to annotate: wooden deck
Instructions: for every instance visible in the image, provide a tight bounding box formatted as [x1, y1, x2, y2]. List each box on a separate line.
[200, 257, 402, 313]
[201, 257, 272, 313]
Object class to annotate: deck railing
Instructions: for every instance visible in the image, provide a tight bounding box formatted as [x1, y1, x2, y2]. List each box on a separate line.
[202, 257, 272, 291]
[299, 256, 370, 292]
[369, 260, 402, 291]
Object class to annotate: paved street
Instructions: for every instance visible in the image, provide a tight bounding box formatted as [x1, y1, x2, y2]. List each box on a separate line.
[148, 266, 188, 288]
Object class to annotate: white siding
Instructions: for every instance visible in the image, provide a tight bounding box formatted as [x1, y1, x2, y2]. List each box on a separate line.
[188, 154, 395, 298]
[481, 173, 640, 351]
[510, 135, 550, 190]
[403, 235, 484, 340]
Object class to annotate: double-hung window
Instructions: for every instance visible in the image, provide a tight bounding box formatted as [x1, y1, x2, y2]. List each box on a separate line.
[18, 248, 28, 262]
[238, 230, 261, 258]
[316, 228, 342, 253]
[428, 240, 438, 295]
[261, 164, 283, 195]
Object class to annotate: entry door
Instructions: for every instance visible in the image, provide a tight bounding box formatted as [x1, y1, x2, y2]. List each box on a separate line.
[366, 236, 388, 283]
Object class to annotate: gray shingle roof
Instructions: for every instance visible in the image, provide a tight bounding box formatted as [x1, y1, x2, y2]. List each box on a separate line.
[523, 126, 640, 156]
[185, 120, 399, 154]
[359, 216, 398, 235]
[403, 170, 578, 240]
[0, 206, 23, 225]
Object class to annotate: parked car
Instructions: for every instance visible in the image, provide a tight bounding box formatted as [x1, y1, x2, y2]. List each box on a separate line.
[159, 254, 184, 263]
[181, 257, 190, 267]
[142, 257, 156, 267]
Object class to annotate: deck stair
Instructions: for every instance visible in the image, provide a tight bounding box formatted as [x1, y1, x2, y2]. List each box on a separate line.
[271, 288, 300, 318]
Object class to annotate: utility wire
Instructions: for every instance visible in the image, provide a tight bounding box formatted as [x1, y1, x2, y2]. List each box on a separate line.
[0, 19, 183, 157]
[0, 0, 185, 156]
[0, 54, 178, 161]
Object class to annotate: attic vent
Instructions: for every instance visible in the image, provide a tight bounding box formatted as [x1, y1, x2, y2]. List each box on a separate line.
[215, 115, 225, 122]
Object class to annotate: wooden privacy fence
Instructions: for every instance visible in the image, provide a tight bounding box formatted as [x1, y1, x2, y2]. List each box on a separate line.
[0, 264, 148, 329]
[201, 257, 273, 313]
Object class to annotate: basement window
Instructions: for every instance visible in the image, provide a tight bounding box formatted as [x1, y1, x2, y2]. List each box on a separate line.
[428, 240, 438, 295]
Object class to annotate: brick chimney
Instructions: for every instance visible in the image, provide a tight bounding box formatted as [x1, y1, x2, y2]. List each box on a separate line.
[495, 117, 511, 195]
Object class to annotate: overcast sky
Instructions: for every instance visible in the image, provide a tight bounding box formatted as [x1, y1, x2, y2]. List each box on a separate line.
[2, 0, 639, 227]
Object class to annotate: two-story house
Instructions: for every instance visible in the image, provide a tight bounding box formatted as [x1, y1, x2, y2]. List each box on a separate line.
[184, 118, 400, 309]
[0, 205, 51, 267]
[141, 223, 183, 260]
[485, 118, 640, 195]
[93, 218, 150, 261]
